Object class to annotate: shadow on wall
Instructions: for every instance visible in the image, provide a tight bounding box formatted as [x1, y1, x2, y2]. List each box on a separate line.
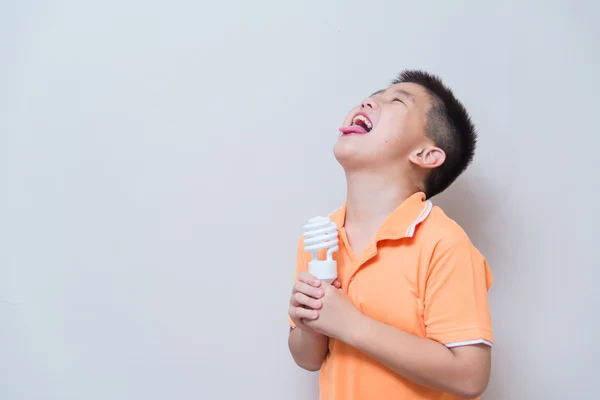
[434, 173, 501, 262]
[433, 172, 512, 400]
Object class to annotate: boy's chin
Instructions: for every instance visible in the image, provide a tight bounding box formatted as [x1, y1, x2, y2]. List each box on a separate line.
[333, 142, 377, 170]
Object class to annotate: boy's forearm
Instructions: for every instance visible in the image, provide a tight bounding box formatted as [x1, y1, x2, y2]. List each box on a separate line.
[288, 327, 329, 371]
[345, 315, 490, 398]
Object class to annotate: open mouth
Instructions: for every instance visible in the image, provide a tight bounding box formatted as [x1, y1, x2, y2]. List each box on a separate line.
[339, 113, 373, 135]
[352, 114, 373, 132]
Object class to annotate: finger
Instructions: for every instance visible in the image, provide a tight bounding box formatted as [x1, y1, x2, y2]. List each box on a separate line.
[291, 306, 318, 321]
[298, 272, 321, 287]
[293, 281, 324, 299]
[332, 279, 342, 289]
[292, 292, 323, 309]
[300, 321, 318, 334]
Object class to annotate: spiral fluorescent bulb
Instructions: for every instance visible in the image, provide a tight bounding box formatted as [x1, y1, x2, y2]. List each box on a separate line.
[302, 216, 339, 283]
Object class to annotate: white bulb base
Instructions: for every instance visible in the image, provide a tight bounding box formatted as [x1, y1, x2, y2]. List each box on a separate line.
[308, 260, 337, 284]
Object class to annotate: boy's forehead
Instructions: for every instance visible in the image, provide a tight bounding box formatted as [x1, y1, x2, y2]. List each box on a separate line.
[373, 83, 423, 97]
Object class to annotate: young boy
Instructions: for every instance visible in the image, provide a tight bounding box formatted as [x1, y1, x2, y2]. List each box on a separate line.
[287, 70, 493, 400]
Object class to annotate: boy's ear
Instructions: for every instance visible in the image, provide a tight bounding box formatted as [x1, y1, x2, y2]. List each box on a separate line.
[408, 145, 446, 170]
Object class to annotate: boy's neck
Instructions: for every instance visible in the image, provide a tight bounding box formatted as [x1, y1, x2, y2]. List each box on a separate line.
[344, 169, 418, 230]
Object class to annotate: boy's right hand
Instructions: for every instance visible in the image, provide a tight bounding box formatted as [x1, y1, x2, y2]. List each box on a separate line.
[288, 272, 341, 332]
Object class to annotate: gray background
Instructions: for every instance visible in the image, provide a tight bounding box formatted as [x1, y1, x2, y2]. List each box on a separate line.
[1, 1, 598, 399]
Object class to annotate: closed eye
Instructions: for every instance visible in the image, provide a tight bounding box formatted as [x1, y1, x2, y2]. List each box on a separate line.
[392, 98, 405, 104]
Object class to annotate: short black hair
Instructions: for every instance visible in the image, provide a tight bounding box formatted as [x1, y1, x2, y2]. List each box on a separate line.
[392, 70, 477, 199]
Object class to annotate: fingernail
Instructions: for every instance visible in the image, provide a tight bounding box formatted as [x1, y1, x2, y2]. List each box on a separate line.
[312, 279, 320, 285]
[316, 290, 323, 297]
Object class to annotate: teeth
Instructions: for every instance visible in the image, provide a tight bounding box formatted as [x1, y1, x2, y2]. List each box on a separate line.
[352, 114, 372, 130]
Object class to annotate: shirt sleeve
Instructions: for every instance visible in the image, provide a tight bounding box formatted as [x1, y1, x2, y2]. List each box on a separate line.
[423, 235, 494, 347]
[288, 237, 309, 329]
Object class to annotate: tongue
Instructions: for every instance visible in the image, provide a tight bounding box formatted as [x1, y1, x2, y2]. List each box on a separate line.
[339, 125, 368, 134]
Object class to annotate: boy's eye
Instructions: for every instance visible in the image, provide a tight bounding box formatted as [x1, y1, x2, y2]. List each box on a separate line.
[392, 98, 405, 104]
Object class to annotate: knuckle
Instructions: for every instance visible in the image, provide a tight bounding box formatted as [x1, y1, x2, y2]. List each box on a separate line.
[294, 292, 303, 302]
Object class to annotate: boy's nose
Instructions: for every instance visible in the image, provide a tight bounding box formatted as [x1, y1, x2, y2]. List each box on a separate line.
[361, 99, 376, 109]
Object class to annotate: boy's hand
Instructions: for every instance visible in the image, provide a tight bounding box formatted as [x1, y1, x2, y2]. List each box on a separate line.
[288, 273, 341, 333]
[304, 281, 362, 341]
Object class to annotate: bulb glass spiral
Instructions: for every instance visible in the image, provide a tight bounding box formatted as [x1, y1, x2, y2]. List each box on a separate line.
[302, 216, 339, 261]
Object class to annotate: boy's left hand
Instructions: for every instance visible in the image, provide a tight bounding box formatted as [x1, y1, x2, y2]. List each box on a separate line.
[304, 281, 363, 341]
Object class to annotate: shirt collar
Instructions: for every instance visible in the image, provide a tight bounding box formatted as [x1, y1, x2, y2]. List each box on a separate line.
[329, 192, 433, 241]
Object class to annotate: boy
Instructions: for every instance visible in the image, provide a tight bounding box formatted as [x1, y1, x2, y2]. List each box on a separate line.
[287, 70, 493, 399]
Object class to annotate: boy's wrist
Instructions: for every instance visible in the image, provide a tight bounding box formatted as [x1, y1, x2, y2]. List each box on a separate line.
[297, 325, 326, 340]
[342, 311, 371, 348]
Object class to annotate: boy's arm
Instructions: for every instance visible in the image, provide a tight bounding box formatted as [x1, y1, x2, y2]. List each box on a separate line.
[346, 317, 491, 398]
[287, 238, 330, 371]
[288, 326, 329, 372]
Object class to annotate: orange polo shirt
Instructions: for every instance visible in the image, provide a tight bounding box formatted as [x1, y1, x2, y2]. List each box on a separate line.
[289, 192, 493, 400]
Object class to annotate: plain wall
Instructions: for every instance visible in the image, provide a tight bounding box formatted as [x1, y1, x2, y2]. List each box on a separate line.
[1, 1, 599, 399]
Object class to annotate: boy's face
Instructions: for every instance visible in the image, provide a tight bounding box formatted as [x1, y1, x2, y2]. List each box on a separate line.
[334, 82, 437, 172]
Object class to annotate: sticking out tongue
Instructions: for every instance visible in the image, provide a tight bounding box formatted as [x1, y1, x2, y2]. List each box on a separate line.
[339, 125, 368, 135]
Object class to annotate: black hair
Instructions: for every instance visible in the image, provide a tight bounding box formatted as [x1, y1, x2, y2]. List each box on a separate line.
[392, 70, 477, 199]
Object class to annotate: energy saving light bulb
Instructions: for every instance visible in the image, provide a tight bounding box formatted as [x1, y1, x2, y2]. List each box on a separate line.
[302, 216, 339, 283]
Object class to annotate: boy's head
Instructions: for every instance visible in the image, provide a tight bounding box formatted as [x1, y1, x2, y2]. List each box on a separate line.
[334, 69, 477, 199]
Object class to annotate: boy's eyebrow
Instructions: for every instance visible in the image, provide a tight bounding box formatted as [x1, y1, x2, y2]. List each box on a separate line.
[370, 88, 415, 103]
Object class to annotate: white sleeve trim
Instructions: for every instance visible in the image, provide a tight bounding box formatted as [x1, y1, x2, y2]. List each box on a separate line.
[445, 339, 493, 348]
